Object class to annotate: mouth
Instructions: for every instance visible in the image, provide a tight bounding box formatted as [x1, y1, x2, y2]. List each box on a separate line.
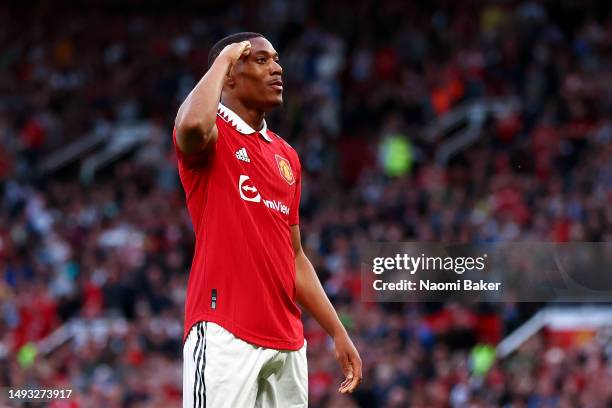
[268, 79, 283, 91]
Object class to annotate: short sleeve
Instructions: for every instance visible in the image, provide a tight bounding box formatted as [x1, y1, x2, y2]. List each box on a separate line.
[173, 127, 215, 171]
[288, 157, 301, 226]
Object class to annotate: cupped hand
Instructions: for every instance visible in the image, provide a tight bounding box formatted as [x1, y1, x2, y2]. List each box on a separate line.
[334, 334, 362, 394]
[218, 40, 252, 65]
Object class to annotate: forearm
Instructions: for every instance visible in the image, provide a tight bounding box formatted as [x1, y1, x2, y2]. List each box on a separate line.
[290, 206, 362, 392]
[295, 251, 348, 339]
[175, 55, 231, 148]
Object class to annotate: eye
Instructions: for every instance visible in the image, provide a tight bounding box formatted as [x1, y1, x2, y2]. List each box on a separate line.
[256, 57, 266, 64]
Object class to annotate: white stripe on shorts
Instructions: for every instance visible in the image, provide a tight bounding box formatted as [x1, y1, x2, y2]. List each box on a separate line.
[184, 322, 208, 408]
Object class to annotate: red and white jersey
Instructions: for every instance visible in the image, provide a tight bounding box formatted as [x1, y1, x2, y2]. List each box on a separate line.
[174, 103, 303, 350]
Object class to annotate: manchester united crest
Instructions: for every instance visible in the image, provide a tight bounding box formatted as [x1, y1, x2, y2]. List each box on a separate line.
[275, 155, 295, 185]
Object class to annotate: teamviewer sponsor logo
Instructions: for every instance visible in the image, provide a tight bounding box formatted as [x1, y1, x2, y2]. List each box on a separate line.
[263, 199, 289, 215]
[239, 175, 261, 202]
[238, 175, 288, 214]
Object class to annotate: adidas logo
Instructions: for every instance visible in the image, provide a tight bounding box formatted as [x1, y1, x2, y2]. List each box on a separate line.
[235, 147, 250, 163]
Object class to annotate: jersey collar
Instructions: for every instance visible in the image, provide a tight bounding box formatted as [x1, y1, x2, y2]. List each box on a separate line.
[218, 103, 273, 143]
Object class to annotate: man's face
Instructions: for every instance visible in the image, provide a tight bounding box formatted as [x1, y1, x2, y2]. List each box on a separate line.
[227, 37, 283, 110]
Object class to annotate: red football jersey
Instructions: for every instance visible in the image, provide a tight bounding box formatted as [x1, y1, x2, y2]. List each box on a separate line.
[174, 103, 303, 350]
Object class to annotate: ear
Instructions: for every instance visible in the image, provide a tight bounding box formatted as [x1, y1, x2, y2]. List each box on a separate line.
[225, 72, 235, 88]
[225, 61, 240, 88]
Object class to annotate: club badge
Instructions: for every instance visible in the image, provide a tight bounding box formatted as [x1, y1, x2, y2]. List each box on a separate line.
[275, 155, 295, 185]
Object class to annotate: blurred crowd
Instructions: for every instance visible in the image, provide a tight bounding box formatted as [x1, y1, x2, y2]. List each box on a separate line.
[1, 0, 611, 407]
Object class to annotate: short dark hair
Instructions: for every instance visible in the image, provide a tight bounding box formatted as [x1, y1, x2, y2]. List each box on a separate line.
[207, 32, 264, 68]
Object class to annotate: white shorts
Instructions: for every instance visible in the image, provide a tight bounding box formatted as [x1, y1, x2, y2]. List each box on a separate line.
[183, 321, 308, 408]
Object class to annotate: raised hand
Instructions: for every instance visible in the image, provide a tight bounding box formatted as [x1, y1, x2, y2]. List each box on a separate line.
[218, 40, 252, 68]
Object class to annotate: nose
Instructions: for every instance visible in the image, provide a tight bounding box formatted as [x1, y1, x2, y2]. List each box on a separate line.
[271, 60, 282, 76]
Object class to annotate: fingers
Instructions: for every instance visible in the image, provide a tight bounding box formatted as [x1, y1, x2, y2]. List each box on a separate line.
[336, 350, 352, 393]
[338, 352, 363, 394]
[339, 369, 361, 393]
[220, 41, 251, 65]
[238, 40, 251, 59]
[338, 376, 353, 394]
[225, 41, 251, 77]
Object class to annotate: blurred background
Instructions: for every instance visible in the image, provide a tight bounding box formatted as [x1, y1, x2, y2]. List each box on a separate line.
[1, 0, 611, 407]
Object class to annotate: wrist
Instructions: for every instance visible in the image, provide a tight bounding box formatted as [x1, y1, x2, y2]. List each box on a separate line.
[331, 326, 349, 342]
[213, 53, 234, 71]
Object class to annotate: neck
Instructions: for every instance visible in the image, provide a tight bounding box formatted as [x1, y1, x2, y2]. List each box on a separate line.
[220, 96, 265, 132]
